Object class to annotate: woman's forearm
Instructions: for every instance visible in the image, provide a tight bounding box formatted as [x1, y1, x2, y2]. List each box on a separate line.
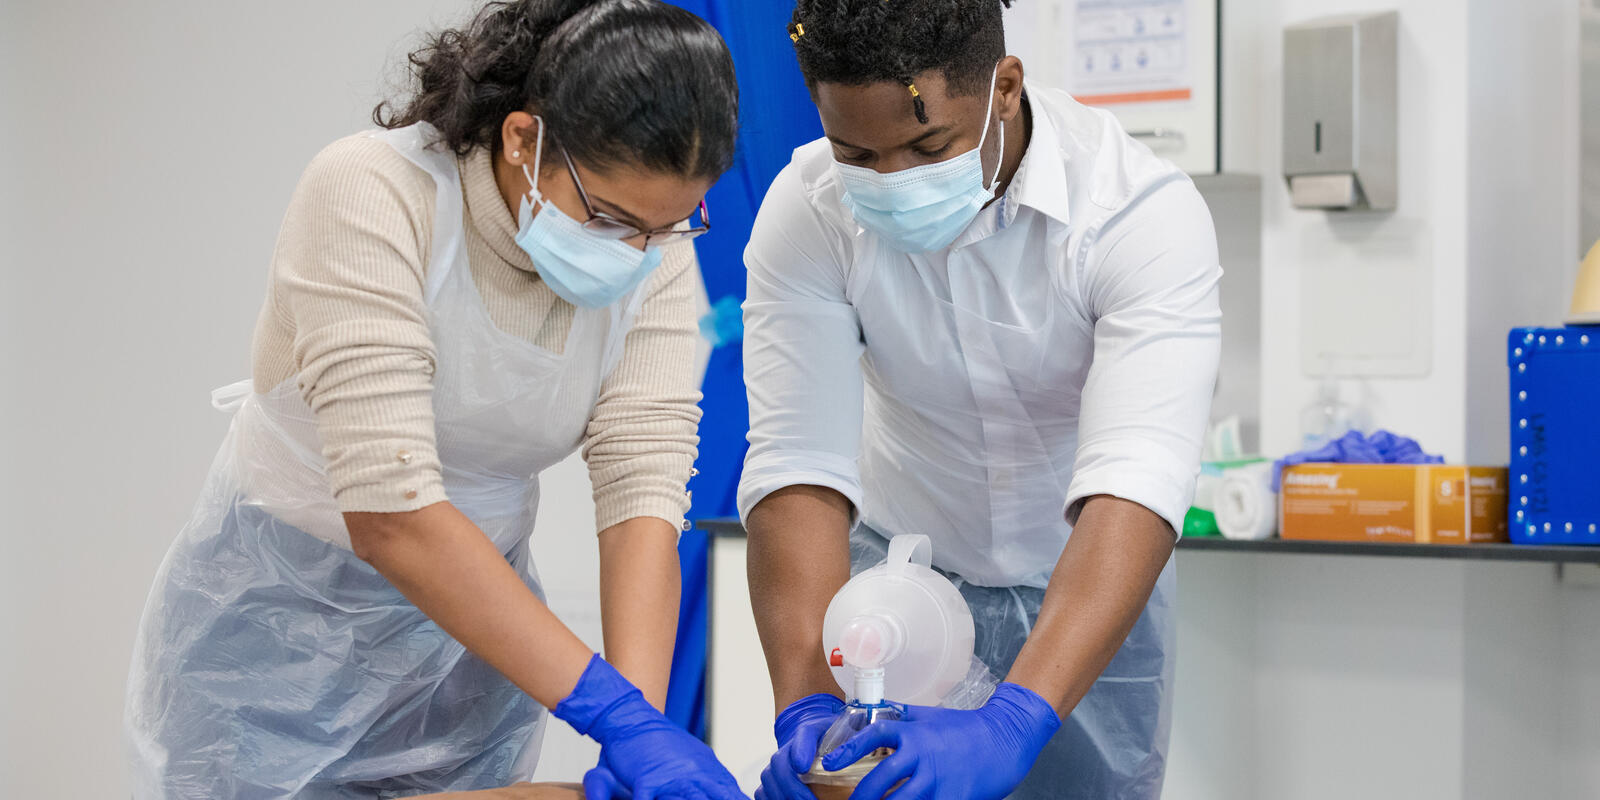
[597, 517, 683, 710]
[345, 502, 595, 709]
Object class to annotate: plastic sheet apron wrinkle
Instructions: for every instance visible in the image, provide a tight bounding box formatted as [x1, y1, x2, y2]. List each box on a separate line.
[852, 245, 1175, 799]
[126, 121, 646, 799]
[854, 232, 1092, 588]
[851, 527, 1174, 800]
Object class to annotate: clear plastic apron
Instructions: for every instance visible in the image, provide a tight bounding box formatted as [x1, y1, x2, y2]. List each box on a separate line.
[858, 242, 1083, 586]
[856, 241, 1176, 799]
[125, 122, 646, 799]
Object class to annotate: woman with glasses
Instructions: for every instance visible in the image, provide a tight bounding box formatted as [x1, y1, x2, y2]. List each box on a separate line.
[125, 2, 743, 798]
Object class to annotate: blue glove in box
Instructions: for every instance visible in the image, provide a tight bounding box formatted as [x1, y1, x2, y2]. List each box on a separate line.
[1508, 327, 1600, 544]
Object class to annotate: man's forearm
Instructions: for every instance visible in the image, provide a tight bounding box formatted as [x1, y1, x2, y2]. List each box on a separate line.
[1006, 495, 1175, 716]
[598, 517, 683, 710]
[746, 485, 854, 713]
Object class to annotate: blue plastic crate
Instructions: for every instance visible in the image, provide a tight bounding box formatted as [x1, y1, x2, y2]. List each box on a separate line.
[1508, 327, 1600, 545]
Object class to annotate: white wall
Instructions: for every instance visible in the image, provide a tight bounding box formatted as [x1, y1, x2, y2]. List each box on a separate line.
[0, 1, 627, 793]
[1165, 1, 1596, 799]
[706, 536, 779, 791]
[1171, 553, 1600, 800]
[0, 0, 24, 768]
[1240, 0, 1576, 459]
[1252, 0, 1469, 459]
[1464, 0, 1582, 464]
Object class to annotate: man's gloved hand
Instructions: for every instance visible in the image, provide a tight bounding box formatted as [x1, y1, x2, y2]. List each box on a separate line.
[819, 683, 1060, 800]
[755, 693, 846, 800]
[580, 767, 628, 800]
[554, 655, 748, 800]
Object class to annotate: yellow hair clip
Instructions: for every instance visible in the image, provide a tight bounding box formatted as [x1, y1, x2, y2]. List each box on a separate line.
[790, 22, 805, 42]
[902, 77, 929, 123]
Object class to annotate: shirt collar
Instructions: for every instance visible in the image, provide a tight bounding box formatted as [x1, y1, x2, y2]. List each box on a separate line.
[1000, 84, 1072, 228]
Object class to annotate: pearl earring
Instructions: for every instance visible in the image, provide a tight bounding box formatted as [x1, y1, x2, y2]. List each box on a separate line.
[511, 150, 520, 159]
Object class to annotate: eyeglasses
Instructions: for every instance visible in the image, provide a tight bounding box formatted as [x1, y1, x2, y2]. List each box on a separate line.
[560, 148, 711, 247]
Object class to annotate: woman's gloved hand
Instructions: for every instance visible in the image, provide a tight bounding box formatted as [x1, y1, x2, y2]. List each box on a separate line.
[819, 683, 1060, 800]
[554, 655, 749, 800]
[755, 693, 846, 800]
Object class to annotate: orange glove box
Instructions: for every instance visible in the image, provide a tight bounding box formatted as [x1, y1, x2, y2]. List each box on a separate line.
[1279, 464, 1510, 544]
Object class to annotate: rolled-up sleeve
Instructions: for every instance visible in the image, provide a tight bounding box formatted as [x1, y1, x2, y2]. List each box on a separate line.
[737, 164, 866, 524]
[277, 136, 448, 514]
[583, 242, 705, 533]
[1063, 176, 1222, 537]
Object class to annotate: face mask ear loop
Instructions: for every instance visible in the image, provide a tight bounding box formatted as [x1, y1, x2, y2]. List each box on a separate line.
[986, 119, 1007, 193]
[520, 115, 548, 207]
[976, 66, 1005, 194]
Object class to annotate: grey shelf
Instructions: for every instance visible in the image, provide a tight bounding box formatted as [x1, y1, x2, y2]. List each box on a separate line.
[1174, 536, 1600, 563]
[697, 518, 747, 538]
[695, 518, 1600, 564]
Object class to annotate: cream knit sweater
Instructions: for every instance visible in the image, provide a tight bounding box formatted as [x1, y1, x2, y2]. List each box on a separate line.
[250, 133, 702, 532]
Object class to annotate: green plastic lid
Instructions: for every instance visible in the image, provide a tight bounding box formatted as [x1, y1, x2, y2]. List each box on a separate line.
[1183, 507, 1221, 538]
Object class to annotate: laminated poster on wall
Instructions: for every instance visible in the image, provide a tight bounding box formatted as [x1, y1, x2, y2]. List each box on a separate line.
[1071, 0, 1193, 105]
[1005, 0, 1220, 175]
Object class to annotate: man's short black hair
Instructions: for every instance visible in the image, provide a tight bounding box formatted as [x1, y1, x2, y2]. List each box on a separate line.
[788, 0, 1014, 123]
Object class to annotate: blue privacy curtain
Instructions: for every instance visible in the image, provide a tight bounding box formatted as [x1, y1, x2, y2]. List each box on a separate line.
[663, 0, 824, 739]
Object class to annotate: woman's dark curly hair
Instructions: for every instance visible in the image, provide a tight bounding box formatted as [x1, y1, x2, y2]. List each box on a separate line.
[376, 0, 738, 179]
[788, 0, 1013, 123]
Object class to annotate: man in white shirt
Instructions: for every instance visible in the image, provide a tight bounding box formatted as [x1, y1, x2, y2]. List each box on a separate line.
[739, 2, 1221, 798]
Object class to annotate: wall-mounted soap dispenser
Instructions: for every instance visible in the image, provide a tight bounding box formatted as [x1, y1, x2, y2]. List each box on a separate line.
[1283, 11, 1399, 211]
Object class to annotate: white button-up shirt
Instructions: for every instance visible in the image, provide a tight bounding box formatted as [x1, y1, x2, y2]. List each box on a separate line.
[739, 85, 1221, 588]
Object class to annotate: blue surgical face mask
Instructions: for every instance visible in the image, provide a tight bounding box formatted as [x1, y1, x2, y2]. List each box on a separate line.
[834, 68, 1005, 253]
[515, 118, 663, 309]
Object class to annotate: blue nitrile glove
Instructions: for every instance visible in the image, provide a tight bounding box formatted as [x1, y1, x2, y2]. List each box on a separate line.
[1272, 429, 1445, 490]
[820, 682, 1060, 800]
[755, 693, 847, 800]
[555, 655, 748, 800]
[582, 767, 630, 799]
